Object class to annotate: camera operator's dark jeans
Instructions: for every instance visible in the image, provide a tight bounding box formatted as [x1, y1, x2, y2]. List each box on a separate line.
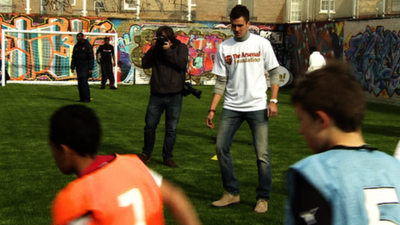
[142, 93, 182, 160]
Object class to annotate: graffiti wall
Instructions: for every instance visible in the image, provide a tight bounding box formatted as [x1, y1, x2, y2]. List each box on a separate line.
[0, 15, 116, 82]
[344, 20, 400, 103]
[285, 21, 344, 79]
[112, 21, 284, 84]
[0, 14, 284, 85]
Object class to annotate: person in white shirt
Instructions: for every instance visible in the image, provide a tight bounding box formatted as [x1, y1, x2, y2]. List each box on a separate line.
[206, 4, 280, 213]
[306, 46, 326, 74]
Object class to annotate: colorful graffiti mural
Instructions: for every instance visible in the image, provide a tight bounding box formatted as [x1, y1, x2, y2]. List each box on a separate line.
[115, 24, 231, 84]
[0, 14, 284, 84]
[116, 22, 284, 84]
[129, 28, 228, 82]
[180, 31, 226, 78]
[345, 26, 400, 97]
[0, 15, 116, 82]
[285, 21, 344, 79]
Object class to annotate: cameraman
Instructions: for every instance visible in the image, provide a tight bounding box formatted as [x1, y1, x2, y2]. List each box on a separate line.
[139, 26, 189, 168]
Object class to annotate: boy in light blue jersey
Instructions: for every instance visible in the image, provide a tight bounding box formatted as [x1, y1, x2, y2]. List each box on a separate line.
[286, 61, 400, 225]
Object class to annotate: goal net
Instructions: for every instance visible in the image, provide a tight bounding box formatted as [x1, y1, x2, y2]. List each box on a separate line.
[1, 30, 118, 86]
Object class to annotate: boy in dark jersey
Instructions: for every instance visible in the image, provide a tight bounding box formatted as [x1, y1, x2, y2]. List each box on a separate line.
[286, 61, 400, 225]
[96, 37, 116, 89]
[49, 104, 201, 225]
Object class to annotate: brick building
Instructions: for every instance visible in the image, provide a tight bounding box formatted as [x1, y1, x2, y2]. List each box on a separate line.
[4, 0, 400, 23]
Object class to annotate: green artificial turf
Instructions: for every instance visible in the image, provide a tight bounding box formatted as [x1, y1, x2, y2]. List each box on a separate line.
[0, 83, 399, 225]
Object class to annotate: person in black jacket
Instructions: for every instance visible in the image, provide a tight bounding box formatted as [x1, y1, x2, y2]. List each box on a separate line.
[71, 32, 94, 103]
[96, 37, 116, 89]
[138, 26, 188, 168]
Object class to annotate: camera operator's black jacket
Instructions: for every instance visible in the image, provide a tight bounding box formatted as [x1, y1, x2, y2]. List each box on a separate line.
[142, 39, 188, 94]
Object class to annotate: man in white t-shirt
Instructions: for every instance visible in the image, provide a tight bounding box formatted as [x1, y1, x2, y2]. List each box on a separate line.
[206, 5, 280, 213]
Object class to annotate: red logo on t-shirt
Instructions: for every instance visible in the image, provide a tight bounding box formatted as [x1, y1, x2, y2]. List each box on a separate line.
[226, 55, 233, 65]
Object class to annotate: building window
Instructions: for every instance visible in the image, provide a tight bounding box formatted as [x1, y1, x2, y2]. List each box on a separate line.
[124, 0, 137, 10]
[393, 0, 400, 11]
[291, 0, 302, 22]
[0, 0, 12, 13]
[320, 0, 335, 12]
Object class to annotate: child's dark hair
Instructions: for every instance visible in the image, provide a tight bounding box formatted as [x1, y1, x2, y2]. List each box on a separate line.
[309, 46, 318, 54]
[49, 105, 101, 157]
[292, 60, 365, 132]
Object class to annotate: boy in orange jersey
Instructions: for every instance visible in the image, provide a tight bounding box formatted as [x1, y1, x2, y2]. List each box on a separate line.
[49, 104, 201, 225]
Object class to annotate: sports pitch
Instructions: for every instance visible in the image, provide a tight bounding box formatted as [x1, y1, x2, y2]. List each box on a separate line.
[0, 84, 399, 224]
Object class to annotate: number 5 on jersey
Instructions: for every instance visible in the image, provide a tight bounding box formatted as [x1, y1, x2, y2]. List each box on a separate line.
[364, 187, 399, 225]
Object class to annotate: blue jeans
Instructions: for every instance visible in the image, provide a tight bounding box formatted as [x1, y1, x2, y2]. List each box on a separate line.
[216, 108, 272, 201]
[142, 93, 182, 160]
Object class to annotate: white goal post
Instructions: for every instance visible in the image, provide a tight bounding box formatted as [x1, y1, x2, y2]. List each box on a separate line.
[1, 30, 118, 87]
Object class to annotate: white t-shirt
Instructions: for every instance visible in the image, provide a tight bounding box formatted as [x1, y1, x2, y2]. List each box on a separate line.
[212, 34, 279, 112]
[306, 51, 326, 73]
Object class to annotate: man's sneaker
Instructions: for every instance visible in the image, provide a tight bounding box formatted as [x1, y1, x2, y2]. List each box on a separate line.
[254, 199, 268, 213]
[138, 154, 151, 163]
[110, 86, 117, 90]
[163, 159, 178, 167]
[212, 192, 240, 207]
[100, 85, 105, 89]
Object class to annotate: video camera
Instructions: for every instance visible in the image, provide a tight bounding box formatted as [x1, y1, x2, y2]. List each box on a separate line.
[155, 35, 169, 48]
[182, 82, 202, 99]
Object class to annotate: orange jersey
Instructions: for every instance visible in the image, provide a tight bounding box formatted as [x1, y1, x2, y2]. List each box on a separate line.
[52, 154, 165, 225]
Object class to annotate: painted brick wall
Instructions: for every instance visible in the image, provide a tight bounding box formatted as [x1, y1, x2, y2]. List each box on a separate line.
[365, 93, 400, 106]
[358, 0, 383, 17]
[196, 0, 226, 21]
[20, 0, 189, 20]
[345, 18, 400, 106]
[15, 0, 30, 13]
[16, 0, 287, 23]
[11, 0, 400, 23]
[254, 0, 285, 23]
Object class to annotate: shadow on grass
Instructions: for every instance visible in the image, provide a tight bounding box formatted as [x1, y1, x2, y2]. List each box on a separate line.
[178, 128, 216, 144]
[367, 102, 400, 116]
[167, 176, 233, 203]
[179, 128, 254, 146]
[362, 123, 400, 137]
[99, 142, 140, 155]
[38, 95, 77, 102]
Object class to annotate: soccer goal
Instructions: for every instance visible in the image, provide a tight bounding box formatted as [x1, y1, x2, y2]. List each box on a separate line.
[1, 30, 118, 87]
